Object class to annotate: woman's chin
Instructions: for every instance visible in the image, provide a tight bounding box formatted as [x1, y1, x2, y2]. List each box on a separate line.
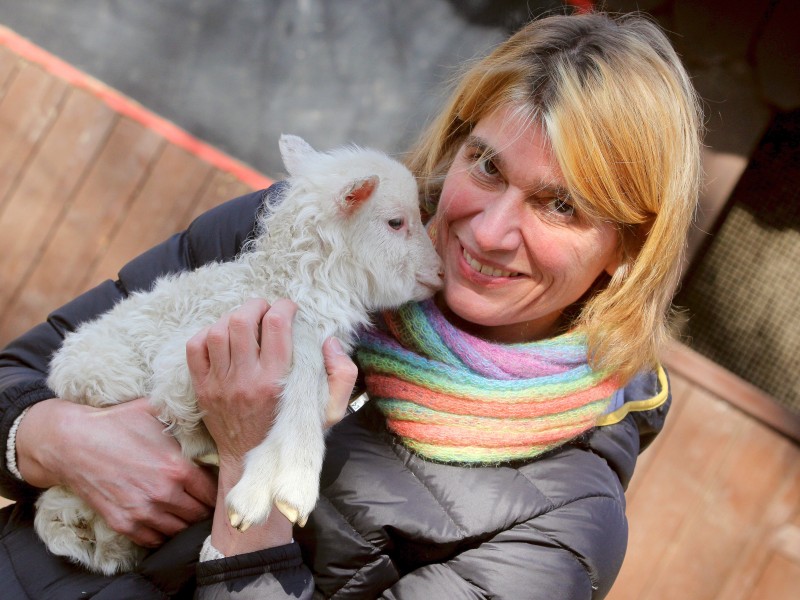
[438, 288, 508, 335]
[438, 286, 562, 343]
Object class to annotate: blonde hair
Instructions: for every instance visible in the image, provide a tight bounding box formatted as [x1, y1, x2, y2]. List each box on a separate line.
[406, 12, 703, 382]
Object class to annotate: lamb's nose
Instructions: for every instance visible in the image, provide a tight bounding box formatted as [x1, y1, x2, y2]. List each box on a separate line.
[420, 270, 444, 291]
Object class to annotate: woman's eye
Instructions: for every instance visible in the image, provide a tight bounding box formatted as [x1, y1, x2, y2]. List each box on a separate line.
[549, 197, 575, 217]
[465, 147, 500, 179]
[388, 218, 404, 230]
[477, 156, 499, 177]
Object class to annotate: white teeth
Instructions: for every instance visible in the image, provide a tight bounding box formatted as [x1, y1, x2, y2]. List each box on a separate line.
[463, 249, 518, 277]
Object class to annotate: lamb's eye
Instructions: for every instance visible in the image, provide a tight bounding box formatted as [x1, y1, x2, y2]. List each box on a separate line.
[388, 218, 404, 230]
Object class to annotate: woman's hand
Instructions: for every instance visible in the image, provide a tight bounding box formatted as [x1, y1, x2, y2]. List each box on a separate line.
[187, 298, 296, 468]
[186, 298, 357, 555]
[16, 397, 217, 548]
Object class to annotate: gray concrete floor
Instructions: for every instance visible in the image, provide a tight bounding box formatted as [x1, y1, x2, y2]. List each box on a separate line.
[0, 0, 565, 179]
[2, 1, 796, 176]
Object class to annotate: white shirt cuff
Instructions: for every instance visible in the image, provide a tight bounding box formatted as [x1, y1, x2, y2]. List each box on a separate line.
[199, 535, 226, 561]
[6, 406, 32, 480]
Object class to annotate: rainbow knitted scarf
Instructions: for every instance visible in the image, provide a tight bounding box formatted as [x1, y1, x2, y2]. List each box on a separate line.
[357, 299, 621, 465]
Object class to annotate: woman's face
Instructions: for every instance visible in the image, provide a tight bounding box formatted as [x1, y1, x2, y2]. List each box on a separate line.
[435, 105, 620, 343]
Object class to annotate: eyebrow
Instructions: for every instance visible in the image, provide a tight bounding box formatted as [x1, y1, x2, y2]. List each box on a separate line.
[463, 134, 508, 177]
[463, 134, 495, 159]
[462, 134, 570, 198]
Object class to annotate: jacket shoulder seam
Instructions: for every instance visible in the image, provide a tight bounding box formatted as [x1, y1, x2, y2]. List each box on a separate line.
[521, 493, 624, 590]
[329, 556, 392, 600]
[318, 494, 382, 553]
[316, 494, 387, 598]
[537, 526, 597, 590]
[387, 442, 470, 538]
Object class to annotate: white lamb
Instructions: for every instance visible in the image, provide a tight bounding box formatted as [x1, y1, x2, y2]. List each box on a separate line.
[36, 134, 442, 575]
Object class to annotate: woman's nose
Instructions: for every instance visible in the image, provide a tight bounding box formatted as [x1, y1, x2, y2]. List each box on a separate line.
[471, 189, 524, 251]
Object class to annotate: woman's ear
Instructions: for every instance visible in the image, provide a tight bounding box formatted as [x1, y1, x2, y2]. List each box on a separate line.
[608, 222, 648, 277]
[604, 242, 624, 276]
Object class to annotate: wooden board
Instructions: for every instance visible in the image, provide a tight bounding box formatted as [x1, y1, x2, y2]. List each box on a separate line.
[0, 39, 267, 345]
[0, 45, 20, 98]
[608, 370, 800, 600]
[86, 143, 214, 283]
[0, 61, 67, 210]
[0, 86, 115, 312]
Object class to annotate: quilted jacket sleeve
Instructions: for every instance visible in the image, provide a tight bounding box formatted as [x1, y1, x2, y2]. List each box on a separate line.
[195, 543, 315, 599]
[0, 188, 268, 500]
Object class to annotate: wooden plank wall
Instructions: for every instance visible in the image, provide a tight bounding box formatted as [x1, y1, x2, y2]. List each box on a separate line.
[608, 365, 800, 600]
[1, 28, 798, 600]
[0, 41, 264, 345]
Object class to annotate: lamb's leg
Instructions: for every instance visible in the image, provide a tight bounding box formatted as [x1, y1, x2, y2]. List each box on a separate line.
[38, 337, 214, 575]
[149, 337, 218, 463]
[225, 334, 328, 531]
[47, 317, 149, 407]
[35, 486, 146, 575]
[41, 316, 151, 574]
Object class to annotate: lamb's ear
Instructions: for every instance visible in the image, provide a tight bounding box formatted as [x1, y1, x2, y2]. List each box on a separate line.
[279, 134, 316, 176]
[338, 175, 379, 215]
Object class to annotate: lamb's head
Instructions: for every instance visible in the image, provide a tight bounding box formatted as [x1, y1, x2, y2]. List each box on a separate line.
[279, 134, 442, 310]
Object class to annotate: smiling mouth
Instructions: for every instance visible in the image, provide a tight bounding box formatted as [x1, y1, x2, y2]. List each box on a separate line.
[462, 248, 520, 277]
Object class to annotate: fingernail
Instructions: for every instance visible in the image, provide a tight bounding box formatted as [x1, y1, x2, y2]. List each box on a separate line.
[329, 337, 346, 355]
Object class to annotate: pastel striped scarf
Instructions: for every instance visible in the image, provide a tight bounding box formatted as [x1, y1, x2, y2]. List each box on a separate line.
[357, 299, 620, 464]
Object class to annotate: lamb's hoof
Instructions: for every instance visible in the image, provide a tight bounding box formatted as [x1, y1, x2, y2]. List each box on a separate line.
[237, 520, 252, 533]
[228, 509, 241, 529]
[276, 501, 307, 527]
[227, 509, 252, 532]
[195, 453, 219, 467]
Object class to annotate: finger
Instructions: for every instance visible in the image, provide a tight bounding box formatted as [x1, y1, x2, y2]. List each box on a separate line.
[259, 299, 297, 379]
[181, 464, 219, 509]
[128, 526, 167, 549]
[102, 504, 170, 548]
[133, 396, 160, 416]
[148, 511, 193, 539]
[164, 493, 213, 527]
[206, 315, 232, 380]
[228, 298, 269, 370]
[322, 337, 358, 428]
[186, 327, 211, 388]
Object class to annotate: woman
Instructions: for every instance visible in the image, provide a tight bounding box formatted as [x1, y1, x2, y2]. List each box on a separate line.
[0, 11, 701, 599]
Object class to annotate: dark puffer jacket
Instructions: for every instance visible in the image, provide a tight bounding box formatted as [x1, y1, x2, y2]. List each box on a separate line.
[0, 186, 669, 599]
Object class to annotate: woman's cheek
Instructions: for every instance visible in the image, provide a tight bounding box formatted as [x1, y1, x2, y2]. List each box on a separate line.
[530, 245, 564, 272]
[438, 167, 476, 219]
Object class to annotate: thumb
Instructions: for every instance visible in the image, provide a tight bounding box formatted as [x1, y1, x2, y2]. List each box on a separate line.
[131, 396, 163, 419]
[322, 337, 358, 428]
